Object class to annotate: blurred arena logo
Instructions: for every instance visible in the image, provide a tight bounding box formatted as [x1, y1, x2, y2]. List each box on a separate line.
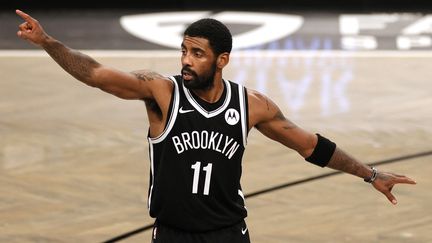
[120, 12, 432, 50]
[340, 14, 432, 50]
[120, 12, 303, 50]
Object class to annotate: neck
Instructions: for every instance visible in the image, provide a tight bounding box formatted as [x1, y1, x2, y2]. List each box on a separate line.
[191, 76, 224, 103]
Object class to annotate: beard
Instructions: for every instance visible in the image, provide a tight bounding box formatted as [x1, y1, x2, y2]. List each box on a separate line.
[181, 62, 217, 90]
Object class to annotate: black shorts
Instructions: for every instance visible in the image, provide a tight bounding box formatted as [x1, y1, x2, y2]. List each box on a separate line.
[151, 220, 251, 243]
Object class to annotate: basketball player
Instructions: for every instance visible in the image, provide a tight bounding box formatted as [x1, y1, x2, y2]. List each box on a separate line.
[16, 9, 416, 243]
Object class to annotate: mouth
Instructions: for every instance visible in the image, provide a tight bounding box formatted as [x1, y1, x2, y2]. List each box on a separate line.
[182, 72, 192, 81]
[181, 68, 194, 81]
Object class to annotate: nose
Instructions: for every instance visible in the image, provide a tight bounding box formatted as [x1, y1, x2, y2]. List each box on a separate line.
[181, 52, 192, 67]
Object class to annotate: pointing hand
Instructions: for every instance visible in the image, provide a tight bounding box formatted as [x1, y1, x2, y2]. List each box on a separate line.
[16, 9, 49, 46]
[372, 171, 416, 205]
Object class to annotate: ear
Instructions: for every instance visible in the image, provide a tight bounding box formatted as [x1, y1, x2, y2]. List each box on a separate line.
[216, 52, 230, 69]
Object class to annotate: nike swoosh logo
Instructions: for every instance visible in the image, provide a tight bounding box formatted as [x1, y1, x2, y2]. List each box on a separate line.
[241, 227, 248, 235]
[179, 107, 194, 114]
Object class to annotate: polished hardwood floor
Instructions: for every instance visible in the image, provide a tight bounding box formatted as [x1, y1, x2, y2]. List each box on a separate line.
[0, 51, 431, 242]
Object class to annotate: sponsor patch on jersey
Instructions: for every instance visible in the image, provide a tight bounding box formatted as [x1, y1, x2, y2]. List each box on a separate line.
[225, 108, 240, 125]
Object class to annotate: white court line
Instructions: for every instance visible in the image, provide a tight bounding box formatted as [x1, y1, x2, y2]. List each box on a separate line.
[1, 49, 432, 58]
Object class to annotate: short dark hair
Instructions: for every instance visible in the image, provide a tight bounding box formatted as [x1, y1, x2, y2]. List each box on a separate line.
[183, 18, 232, 56]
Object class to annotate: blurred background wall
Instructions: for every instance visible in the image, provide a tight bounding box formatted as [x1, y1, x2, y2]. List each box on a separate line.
[4, 0, 432, 11]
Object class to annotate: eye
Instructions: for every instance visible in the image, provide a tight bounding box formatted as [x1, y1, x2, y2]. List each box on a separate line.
[194, 51, 203, 58]
[181, 49, 186, 56]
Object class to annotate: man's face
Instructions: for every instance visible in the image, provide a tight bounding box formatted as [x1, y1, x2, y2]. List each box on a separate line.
[181, 36, 217, 90]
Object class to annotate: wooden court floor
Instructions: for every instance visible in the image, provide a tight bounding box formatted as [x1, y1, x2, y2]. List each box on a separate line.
[0, 51, 431, 242]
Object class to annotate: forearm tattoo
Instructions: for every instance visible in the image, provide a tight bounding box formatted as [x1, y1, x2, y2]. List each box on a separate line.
[44, 39, 99, 81]
[327, 148, 368, 178]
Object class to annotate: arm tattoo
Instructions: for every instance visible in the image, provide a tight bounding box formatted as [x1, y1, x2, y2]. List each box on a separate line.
[282, 122, 297, 130]
[132, 70, 165, 113]
[327, 148, 369, 179]
[255, 94, 296, 131]
[132, 70, 164, 81]
[274, 110, 297, 130]
[274, 110, 285, 121]
[43, 39, 99, 82]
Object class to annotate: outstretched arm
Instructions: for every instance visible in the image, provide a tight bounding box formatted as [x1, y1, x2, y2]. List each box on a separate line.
[247, 88, 416, 205]
[15, 9, 169, 100]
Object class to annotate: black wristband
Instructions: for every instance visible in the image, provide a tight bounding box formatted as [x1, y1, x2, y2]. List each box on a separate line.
[305, 134, 336, 167]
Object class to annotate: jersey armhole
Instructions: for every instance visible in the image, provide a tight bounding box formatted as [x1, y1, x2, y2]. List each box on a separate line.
[164, 84, 175, 130]
[244, 87, 249, 134]
[148, 76, 180, 143]
[239, 85, 249, 147]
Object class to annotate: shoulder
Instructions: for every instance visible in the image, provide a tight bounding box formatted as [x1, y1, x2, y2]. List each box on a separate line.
[245, 88, 280, 128]
[246, 88, 273, 113]
[246, 88, 266, 103]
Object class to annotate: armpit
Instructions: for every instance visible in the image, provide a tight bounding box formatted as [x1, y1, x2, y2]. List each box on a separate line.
[143, 98, 162, 119]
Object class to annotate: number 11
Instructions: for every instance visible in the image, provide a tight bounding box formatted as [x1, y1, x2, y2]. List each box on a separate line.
[191, 161, 213, 195]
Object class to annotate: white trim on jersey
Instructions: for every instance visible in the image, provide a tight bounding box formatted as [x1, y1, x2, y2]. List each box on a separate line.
[148, 76, 180, 144]
[147, 76, 179, 210]
[238, 189, 247, 210]
[238, 84, 248, 147]
[147, 138, 155, 209]
[238, 189, 245, 201]
[183, 79, 232, 118]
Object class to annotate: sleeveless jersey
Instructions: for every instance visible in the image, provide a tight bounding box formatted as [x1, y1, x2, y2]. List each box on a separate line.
[147, 75, 249, 232]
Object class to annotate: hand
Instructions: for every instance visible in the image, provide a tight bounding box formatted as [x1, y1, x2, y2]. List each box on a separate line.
[16, 9, 49, 46]
[372, 171, 416, 205]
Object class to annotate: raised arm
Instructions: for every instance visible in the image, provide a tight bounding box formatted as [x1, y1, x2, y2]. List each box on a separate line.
[247, 88, 416, 204]
[15, 9, 170, 100]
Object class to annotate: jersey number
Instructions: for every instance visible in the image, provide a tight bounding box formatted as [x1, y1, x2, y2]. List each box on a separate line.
[191, 162, 213, 195]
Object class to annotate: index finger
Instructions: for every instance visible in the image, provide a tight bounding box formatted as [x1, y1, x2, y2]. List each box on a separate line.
[16, 9, 36, 23]
[395, 176, 417, 185]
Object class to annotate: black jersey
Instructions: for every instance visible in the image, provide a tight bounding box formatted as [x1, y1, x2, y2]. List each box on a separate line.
[147, 75, 249, 232]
